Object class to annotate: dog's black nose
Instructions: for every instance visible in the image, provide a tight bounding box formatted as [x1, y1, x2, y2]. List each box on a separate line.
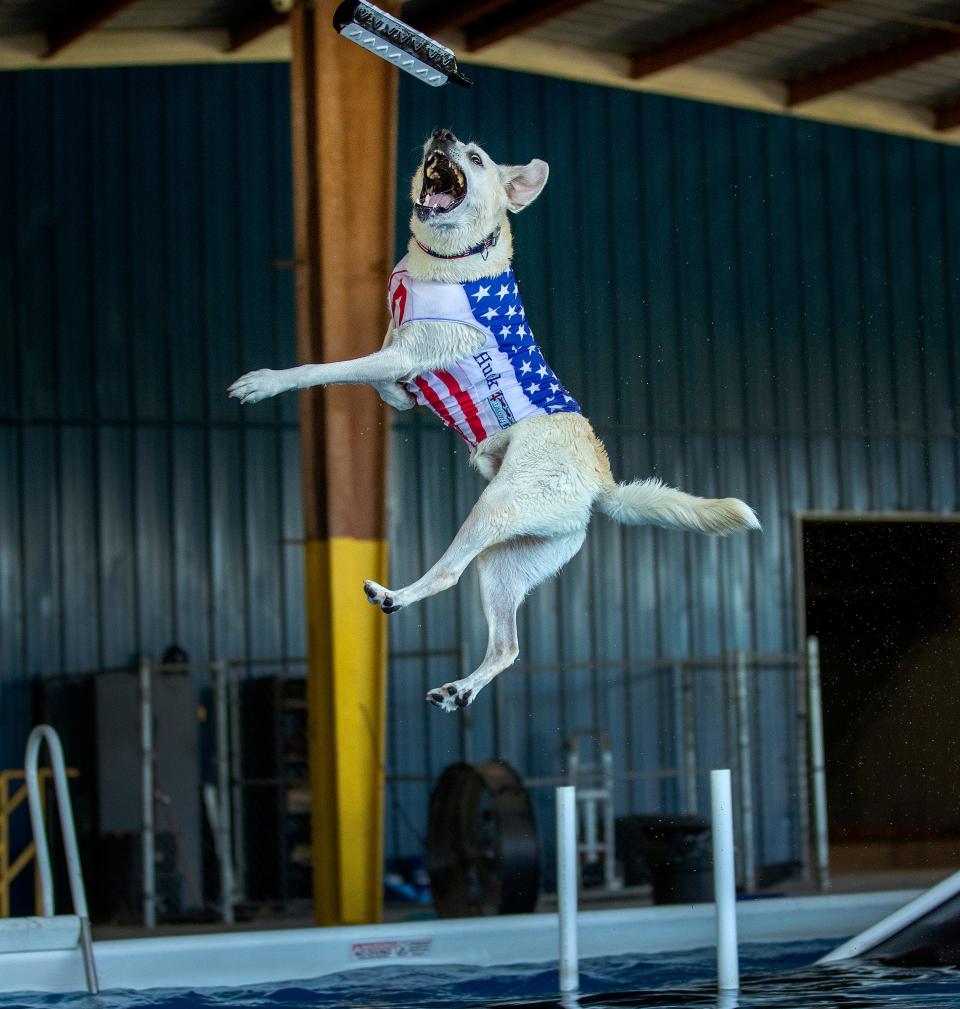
[431, 127, 457, 144]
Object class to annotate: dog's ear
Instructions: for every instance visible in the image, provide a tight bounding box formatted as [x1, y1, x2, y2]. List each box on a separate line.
[499, 159, 549, 212]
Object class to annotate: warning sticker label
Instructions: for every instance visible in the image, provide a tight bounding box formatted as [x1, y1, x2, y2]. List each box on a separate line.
[350, 937, 433, 961]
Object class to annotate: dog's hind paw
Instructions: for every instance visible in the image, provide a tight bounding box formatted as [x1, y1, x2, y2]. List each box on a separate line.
[425, 682, 474, 712]
[363, 579, 402, 614]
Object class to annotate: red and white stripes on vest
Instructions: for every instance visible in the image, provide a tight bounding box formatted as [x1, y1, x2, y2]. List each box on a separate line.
[388, 255, 580, 447]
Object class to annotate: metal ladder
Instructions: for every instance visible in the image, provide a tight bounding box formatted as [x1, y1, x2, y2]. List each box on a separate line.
[24, 725, 99, 994]
[567, 730, 621, 891]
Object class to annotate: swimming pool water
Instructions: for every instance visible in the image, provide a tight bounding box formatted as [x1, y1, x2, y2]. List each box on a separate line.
[4, 939, 960, 1009]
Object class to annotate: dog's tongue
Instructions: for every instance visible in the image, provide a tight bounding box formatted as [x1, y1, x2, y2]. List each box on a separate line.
[423, 192, 455, 209]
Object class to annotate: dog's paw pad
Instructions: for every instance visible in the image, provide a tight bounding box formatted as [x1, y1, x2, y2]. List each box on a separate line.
[363, 580, 402, 614]
[427, 682, 475, 712]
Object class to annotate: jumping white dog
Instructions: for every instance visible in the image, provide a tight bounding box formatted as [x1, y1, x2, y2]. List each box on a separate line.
[229, 128, 760, 712]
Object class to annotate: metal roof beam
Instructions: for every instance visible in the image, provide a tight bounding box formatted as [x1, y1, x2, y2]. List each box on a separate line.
[228, 11, 287, 52]
[43, 0, 137, 58]
[631, 0, 819, 79]
[462, 0, 595, 51]
[788, 30, 960, 106]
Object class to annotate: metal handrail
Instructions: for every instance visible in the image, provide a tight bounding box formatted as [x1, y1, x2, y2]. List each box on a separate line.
[25, 725, 99, 994]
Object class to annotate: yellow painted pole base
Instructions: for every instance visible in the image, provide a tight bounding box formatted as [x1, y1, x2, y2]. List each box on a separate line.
[305, 537, 389, 925]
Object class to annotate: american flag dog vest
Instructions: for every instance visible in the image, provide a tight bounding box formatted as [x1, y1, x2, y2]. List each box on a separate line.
[388, 255, 581, 447]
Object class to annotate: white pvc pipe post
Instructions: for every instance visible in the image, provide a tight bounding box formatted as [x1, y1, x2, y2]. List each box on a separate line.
[228, 664, 247, 904]
[711, 769, 739, 992]
[806, 637, 830, 892]
[213, 660, 236, 924]
[556, 785, 579, 993]
[602, 743, 617, 890]
[681, 665, 698, 814]
[734, 651, 757, 894]
[139, 656, 156, 929]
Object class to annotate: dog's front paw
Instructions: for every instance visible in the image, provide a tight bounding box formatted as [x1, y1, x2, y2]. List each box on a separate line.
[228, 369, 288, 405]
[375, 381, 417, 412]
[426, 682, 474, 712]
[363, 579, 402, 614]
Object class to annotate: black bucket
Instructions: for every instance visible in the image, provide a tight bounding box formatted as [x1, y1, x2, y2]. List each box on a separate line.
[616, 814, 713, 904]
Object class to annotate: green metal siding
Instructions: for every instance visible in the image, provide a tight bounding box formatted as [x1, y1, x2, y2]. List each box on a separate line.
[0, 65, 303, 768]
[2, 61, 958, 876]
[389, 66, 960, 867]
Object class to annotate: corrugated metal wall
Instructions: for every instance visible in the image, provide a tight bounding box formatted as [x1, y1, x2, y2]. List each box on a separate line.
[2, 61, 958, 878]
[386, 67, 960, 870]
[0, 65, 304, 770]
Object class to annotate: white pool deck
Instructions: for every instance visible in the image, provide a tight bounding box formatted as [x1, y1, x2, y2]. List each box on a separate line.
[0, 889, 921, 995]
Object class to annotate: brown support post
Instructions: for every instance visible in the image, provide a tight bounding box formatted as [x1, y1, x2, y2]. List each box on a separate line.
[289, 2, 397, 925]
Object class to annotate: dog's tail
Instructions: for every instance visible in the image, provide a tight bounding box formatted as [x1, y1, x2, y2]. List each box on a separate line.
[597, 477, 760, 535]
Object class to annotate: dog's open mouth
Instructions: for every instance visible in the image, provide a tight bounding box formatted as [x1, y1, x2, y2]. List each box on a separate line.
[415, 151, 466, 221]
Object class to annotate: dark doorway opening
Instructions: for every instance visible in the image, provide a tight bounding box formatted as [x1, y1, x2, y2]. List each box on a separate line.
[801, 517, 960, 873]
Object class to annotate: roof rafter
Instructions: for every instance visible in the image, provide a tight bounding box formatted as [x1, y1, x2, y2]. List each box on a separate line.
[631, 0, 820, 79]
[402, 1, 508, 37]
[228, 11, 287, 52]
[788, 30, 960, 106]
[43, 0, 137, 58]
[462, 0, 595, 52]
[934, 99, 960, 131]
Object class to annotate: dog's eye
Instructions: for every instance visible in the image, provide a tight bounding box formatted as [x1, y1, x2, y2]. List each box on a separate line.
[468, 152, 483, 167]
